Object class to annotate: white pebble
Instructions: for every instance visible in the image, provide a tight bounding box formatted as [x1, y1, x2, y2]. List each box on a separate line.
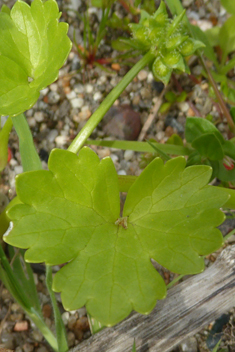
[61, 311, 70, 325]
[50, 83, 58, 92]
[110, 154, 119, 163]
[97, 76, 107, 85]
[66, 91, 77, 100]
[137, 70, 148, 81]
[85, 84, 93, 93]
[93, 92, 103, 101]
[177, 101, 189, 113]
[118, 170, 127, 175]
[74, 84, 84, 94]
[27, 117, 36, 128]
[147, 72, 154, 83]
[124, 150, 134, 161]
[15, 166, 23, 175]
[34, 111, 44, 123]
[9, 159, 17, 167]
[70, 97, 84, 108]
[55, 135, 69, 146]
[40, 87, 49, 96]
[47, 129, 59, 143]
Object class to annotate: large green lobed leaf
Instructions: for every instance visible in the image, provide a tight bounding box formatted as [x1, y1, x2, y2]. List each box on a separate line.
[0, 0, 72, 116]
[4, 148, 228, 326]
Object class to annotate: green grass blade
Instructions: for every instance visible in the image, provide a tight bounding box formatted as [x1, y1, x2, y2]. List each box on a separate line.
[87, 139, 192, 155]
[12, 113, 42, 172]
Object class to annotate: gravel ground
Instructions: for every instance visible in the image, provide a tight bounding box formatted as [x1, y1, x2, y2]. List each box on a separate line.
[0, 0, 235, 351]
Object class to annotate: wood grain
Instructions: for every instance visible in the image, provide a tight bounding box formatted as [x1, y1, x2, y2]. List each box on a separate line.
[70, 245, 235, 352]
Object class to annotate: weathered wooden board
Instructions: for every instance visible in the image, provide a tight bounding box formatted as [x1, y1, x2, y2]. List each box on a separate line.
[70, 245, 235, 352]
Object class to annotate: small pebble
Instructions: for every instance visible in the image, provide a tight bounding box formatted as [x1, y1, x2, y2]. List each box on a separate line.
[110, 154, 119, 163]
[132, 95, 140, 106]
[182, 0, 193, 6]
[137, 70, 148, 81]
[111, 63, 121, 71]
[23, 343, 34, 352]
[180, 336, 198, 352]
[28, 117, 37, 127]
[47, 91, 60, 104]
[34, 112, 44, 123]
[97, 76, 107, 85]
[55, 135, 69, 146]
[31, 330, 44, 342]
[74, 84, 84, 94]
[124, 150, 134, 161]
[49, 83, 58, 92]
[67, 331, 76, 347]
[97, 148, 110, 158]
[192, 65, 202, 76]
[70, 97, 84, 109]
[66, 91, 77, 100]
[62, 312, 70, 325]
[85, 84, 93, 94]
[15, 166, 23, 175]
[118, 170, 127, 175]
[93, 92, 103, 101]
[47, 129, 59, 143]
[40, 87, 49, 96]
[177, 101, 189, 113]
[147, 72, 154, 83]
[36, 347, 49, 352]
[14, 320, 29, 332]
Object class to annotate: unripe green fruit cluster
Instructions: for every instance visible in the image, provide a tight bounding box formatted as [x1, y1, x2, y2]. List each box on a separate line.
[129, 2, 204, 84]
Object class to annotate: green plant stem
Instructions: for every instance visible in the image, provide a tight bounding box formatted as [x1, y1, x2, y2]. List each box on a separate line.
[68, 51, 155, 153]
[0, 117, 13, 171]
[166, 274, 184, 289]
[11, 113, 42, 172]
[223, 228, 235, 241]
[46, 266, 68, 352]
[199, 54, 235, 133]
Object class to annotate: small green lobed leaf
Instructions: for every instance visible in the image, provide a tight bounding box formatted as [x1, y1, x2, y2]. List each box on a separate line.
[4, 148, 229, 326]
[0, 0, 72, 117]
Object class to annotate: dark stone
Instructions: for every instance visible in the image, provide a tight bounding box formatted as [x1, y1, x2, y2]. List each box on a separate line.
[152, 80, 164, 94]
[102, 105, 141, 140]
[39, 148, 49, 162]
[164, 115, 184, 133]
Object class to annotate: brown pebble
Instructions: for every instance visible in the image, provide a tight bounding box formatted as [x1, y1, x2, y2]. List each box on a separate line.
[103, 105, 141, 140]
[165, 126, 175, 137]
[163, 272, 170, 284]
[13, 320, 29, 332]
[74, 317, 90, 332]
[111, 63, 120, 71]
[187, 107, 195, 116]
[42, 304, 52, 318]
